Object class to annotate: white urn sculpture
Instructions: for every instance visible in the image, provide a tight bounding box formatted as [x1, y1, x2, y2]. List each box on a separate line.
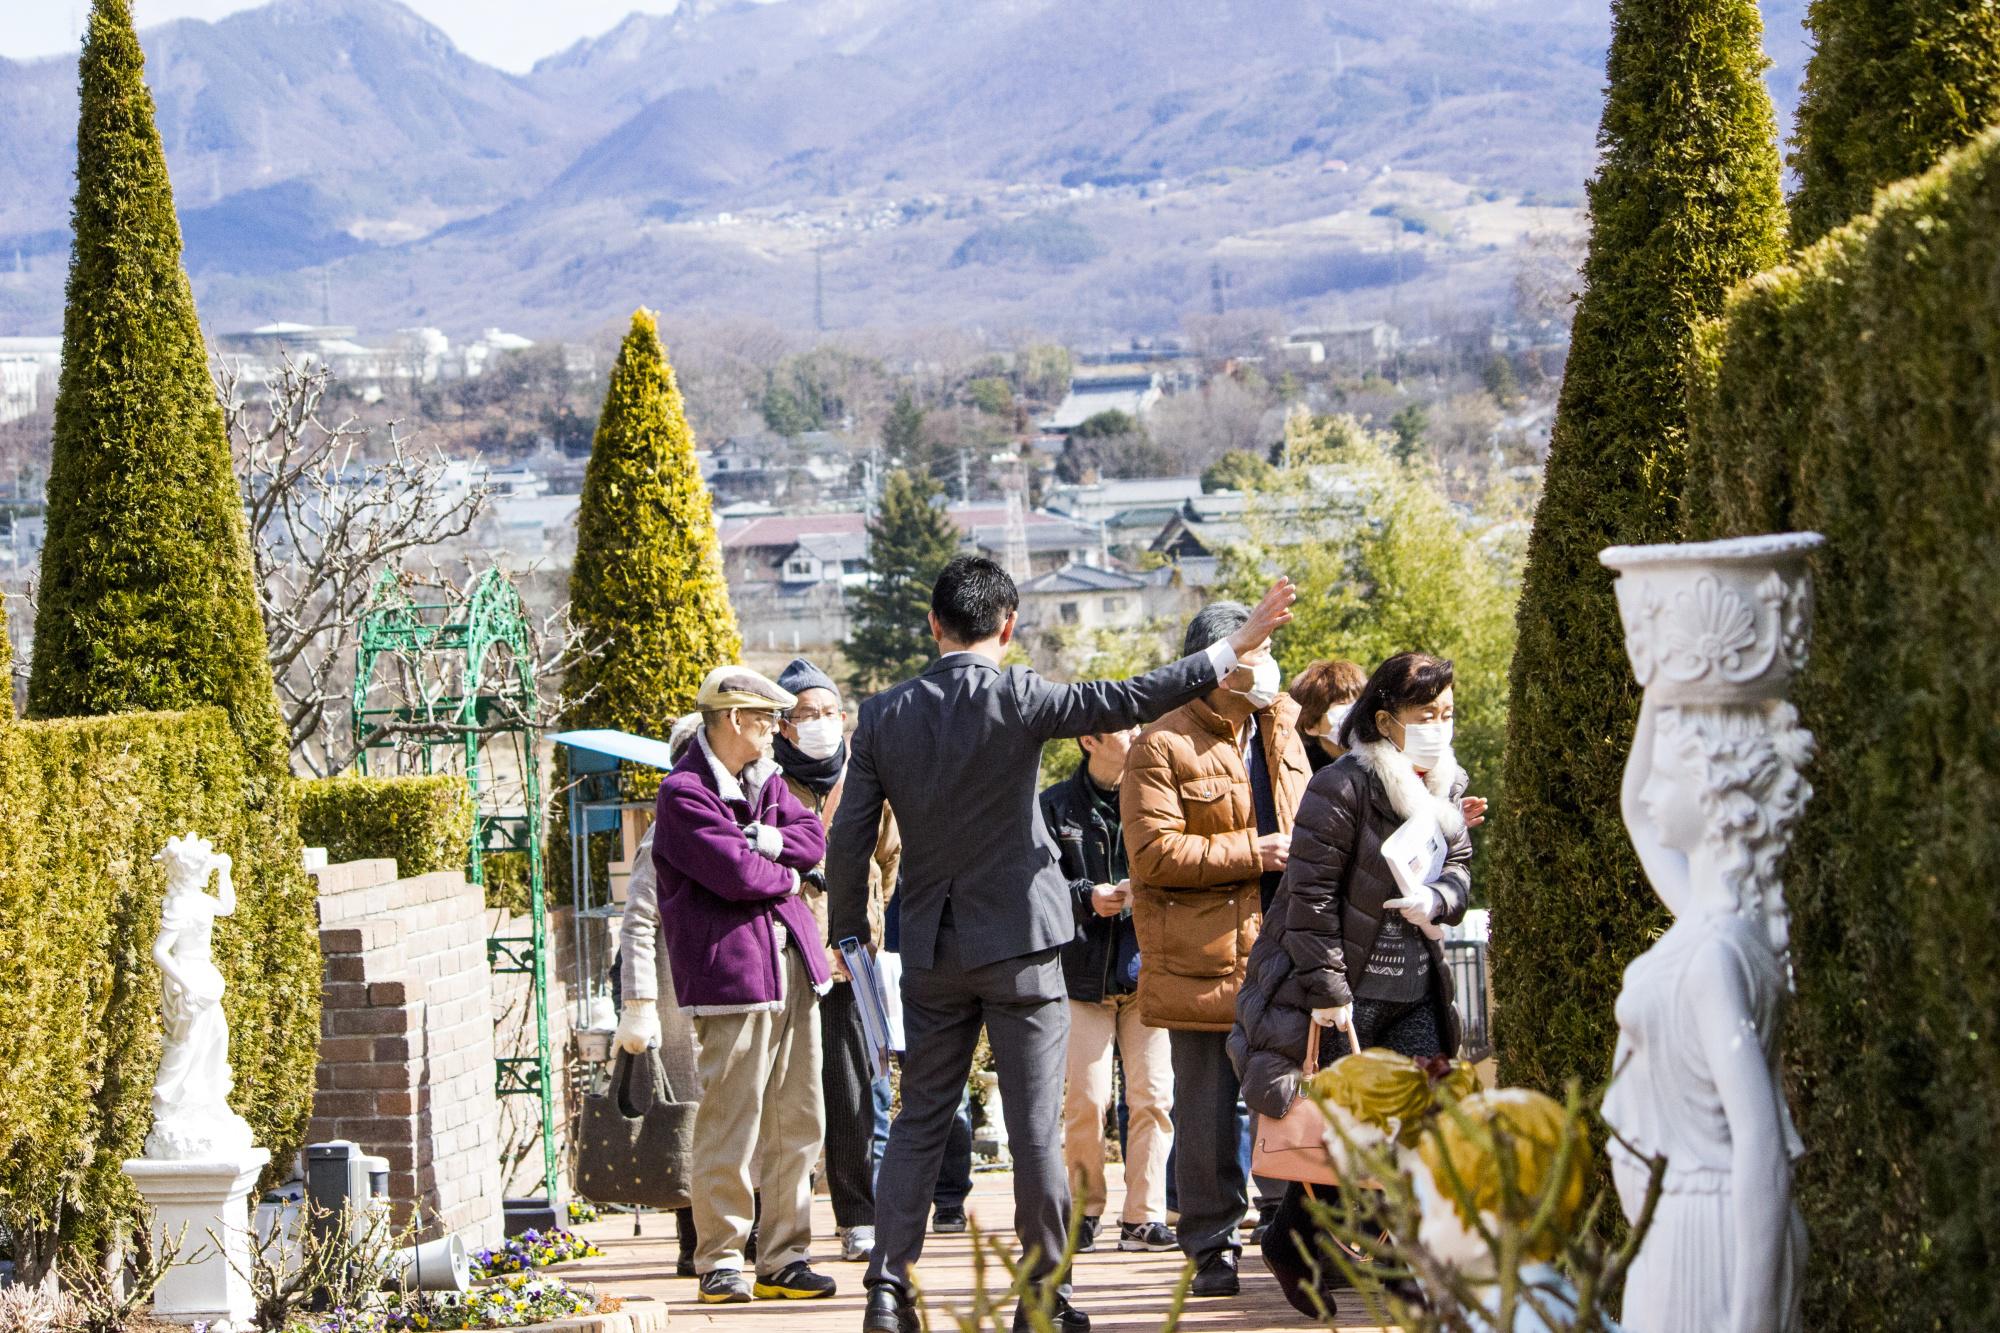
[1597, 534, 1821, 1333]
[123, 833, 269, 1331]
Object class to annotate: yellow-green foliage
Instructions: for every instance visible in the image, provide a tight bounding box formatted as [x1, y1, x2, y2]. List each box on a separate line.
[1687, 126, 2000, 1326]
[1221, 415, 1520, 830]
[296, 774, 473, 879]
[1486, 0, 1787, 1103]
[563, 309, 740, 763]
[1788, 0, 2000, 245]
[0, 708, 320, 1265]
[25, 0, 284, 772]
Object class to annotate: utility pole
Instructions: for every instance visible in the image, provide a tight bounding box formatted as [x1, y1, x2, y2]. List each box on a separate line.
[813, 238, 826, 333]
[957, 447, 971, 501]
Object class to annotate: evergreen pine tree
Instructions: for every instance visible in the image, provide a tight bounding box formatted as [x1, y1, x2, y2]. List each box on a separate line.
[847, 470, 962, 692]
[1789, 0, 2000, 245]
[882, 390, 931, 480]
[27, 0, 283, 770]
[1487, 0, 1787, 1097]
[562, 309, 741, 751]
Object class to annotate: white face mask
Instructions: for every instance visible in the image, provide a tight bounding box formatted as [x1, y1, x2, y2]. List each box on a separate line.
[1397, 719, 1454, 770]
[1324, 703, 1353, 740]
[791, 716, 844, 760]
[1236, 656, 1282, 710]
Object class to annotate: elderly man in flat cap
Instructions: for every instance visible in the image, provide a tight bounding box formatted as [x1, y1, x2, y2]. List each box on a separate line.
[620, 664, 835, 1304]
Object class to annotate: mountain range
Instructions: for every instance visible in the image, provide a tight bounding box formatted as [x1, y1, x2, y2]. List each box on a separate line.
[0, 0, 1815, 340]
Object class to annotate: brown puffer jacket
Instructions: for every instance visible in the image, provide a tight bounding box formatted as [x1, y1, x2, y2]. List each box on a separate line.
[1122, 694, 1312, 1031]
[1229, 741, 1471, 1120]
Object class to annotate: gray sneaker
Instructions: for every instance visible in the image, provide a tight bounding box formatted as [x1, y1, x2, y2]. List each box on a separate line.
[840, 1225, 877, 1262]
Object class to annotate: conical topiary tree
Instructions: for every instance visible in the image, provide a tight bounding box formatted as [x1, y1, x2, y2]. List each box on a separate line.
[27, 0, 283, 772]
[1487, 0, 1787, 1099]
[561, 308, 741, 756]
[1789, 0, 2000, 245]
[847, 469, 962, 693]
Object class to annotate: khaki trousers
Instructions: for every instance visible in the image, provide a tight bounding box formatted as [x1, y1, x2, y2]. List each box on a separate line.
[690, 946, 825, 1276]
[1063, 993, 1174, 1224]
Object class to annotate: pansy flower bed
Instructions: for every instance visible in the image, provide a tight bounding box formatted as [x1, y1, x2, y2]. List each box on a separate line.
[470, 1229, 603, 1277]
[386, 1273, 615, 1331]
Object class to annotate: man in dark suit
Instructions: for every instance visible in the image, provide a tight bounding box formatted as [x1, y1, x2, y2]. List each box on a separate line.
[826, 556, 1294, 1333]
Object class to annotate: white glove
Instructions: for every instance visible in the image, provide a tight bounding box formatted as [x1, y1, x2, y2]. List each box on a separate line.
[744, 822, 783, 859]
[613, 1000, 661, 1054]
[1311, 1003, 1353, 1031]
[1383, 886, 1444, 926]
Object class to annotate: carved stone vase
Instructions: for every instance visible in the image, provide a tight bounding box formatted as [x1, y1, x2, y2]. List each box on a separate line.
[1597, 534, 1821, 1333]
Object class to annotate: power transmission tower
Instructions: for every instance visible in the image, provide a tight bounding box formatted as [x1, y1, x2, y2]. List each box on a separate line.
[813, 239, 826, 333]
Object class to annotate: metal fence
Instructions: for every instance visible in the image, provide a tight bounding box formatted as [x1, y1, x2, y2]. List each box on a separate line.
[1445, 938, 1493, 1061]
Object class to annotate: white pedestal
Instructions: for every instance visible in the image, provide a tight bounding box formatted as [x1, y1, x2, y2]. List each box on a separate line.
[123, 1149, 270, 1329]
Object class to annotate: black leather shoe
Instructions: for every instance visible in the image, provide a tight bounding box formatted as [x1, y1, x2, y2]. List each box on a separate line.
[932, 1207, 968, 1234]
[1189, 1250, 1240, 1297]
[863, 1283, 920, 1333]
[1011, 1297, 1089, 1332]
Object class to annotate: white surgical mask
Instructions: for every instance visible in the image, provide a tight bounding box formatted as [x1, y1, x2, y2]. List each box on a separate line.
[1236, 657, 1282, 710]
[792, 716, 844, 760]
[1324, 703, 1353, 739]
[1398, 719, 1454, 771]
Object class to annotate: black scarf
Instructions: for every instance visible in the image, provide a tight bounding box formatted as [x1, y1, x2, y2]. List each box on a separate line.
[774, 734, 847, 796]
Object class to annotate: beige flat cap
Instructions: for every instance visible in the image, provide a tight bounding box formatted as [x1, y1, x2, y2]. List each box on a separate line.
[695, 664, 796, 713]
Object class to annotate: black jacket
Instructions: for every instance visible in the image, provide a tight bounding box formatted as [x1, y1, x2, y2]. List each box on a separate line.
[1230, 744, 1471, 1120]
[1040, 765, 1138, 1003]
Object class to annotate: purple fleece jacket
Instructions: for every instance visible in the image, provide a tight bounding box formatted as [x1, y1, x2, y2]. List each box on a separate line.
[650, 733, 828, 1014]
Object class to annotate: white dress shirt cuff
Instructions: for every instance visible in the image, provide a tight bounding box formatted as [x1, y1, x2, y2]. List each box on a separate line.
[1202, 639, 1240, 682]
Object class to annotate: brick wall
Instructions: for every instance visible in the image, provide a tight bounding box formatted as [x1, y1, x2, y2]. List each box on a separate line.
[309, 859, 505, 1247]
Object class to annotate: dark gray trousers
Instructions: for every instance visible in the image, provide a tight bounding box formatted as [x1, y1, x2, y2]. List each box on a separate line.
[1168, 1027, 1248, 1263]
[820, 982, 877, 1228]
[867, 926, 1072, 1303]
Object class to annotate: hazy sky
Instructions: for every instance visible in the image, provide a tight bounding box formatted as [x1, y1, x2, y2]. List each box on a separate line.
[0, 1, 693, 71]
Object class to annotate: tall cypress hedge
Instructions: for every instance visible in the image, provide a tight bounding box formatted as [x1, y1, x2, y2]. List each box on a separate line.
[1687, 127, 2000, 1327]
[1788, 0, 2000, 246]
[1488, 0, 1787, 1098]
[560, 309, 740, 812]
[26, 0, 283, 773]
[0, 709, 320, 1271]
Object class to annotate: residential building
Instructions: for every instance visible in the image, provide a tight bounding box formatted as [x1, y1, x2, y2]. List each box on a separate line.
[1042, 371, 1163, 434]
[0, 337, 61, 424]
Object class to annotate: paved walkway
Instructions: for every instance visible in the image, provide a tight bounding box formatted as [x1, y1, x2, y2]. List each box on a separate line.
[564, 1167, 1391, 1331]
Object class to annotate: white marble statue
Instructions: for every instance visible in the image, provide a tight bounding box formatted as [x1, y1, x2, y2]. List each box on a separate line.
[1598, 534, 1821, 1333]
[145, 833, 255, 1161]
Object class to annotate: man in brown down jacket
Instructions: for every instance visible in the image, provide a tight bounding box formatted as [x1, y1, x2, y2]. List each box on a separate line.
[1121, 602, 1311, 1297]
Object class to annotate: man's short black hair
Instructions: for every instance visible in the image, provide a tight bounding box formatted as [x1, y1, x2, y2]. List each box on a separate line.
[931, 555, 1018, 644]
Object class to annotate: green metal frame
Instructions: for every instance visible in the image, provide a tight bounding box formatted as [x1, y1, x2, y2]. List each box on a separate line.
[351, 568, 558, 1202]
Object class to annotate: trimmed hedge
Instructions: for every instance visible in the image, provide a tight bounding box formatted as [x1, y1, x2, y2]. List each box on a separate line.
[0, 708, 320, 1268]
[1687, 124, 2000, 1328]
[295, 774, 474, 879]
[1488, 0, 1787, 1104]
[1788, 0, 2000, 246]
[26, 0, 285, 773]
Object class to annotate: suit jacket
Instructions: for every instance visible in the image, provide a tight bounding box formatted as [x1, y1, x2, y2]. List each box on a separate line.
[826, 650, 1222, 971]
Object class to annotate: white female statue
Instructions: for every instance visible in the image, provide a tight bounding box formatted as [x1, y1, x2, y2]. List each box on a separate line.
[145, 832, 255, 1161]
[1598, 534, 1820, 1333]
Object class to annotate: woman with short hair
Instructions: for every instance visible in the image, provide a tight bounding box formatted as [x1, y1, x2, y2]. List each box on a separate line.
[1285, 659, 1368, 772]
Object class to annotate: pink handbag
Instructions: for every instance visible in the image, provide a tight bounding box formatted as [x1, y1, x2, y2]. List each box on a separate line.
[1251, 1019, 1361, 1186]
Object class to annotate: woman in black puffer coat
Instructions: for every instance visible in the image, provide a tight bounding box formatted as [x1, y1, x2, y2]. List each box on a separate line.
[1228, 652, 1475, 1316]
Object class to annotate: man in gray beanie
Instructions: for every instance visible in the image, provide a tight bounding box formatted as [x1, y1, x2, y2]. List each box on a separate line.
[773, 657, 902, 1265]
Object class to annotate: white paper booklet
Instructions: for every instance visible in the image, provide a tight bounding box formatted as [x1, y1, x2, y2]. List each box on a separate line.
[1379, 813, 1448, 941]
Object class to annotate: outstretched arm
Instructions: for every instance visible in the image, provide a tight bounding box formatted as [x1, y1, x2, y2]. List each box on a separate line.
[1016, 577, 1297, 740]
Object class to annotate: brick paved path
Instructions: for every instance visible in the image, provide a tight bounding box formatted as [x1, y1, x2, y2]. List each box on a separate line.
[564, 1167, 1391, 1331]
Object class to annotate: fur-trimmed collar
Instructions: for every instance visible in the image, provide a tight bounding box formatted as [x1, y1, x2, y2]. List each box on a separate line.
[692, 726, 779, 804]
[1351, 738, 1465, 838]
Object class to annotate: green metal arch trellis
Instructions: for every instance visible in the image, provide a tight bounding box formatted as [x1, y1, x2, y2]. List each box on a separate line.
[352, 567, 557, 1203]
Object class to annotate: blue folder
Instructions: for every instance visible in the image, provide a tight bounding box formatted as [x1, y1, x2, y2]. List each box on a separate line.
[839, 935, 893, 1080]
